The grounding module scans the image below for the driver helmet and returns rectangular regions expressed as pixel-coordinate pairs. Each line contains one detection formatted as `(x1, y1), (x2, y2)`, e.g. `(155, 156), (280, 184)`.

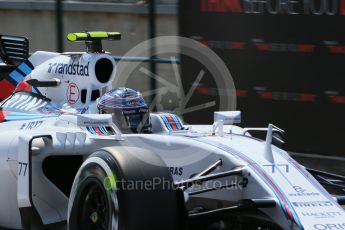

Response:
(97, 87), (151, 133)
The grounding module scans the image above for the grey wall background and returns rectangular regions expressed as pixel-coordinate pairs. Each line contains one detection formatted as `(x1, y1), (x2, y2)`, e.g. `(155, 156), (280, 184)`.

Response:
(0, 0), (178, 53)
(0, 0), (178, 92)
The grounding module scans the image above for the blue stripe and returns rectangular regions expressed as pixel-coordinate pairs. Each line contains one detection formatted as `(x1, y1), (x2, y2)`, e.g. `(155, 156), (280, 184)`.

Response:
(86, 126), (96, 135)
(89, 127), (96, 135)
(32, 87), (42, 96)
(5, 113), (58, 121)
(160, 115), (172, 131)
(8, 111), (56, 116)
(90, 127), (97, 135)
(223, 134), (327, 204)
(100, 126), (109, 135)
(9, 70), (24, 83)
(18, 63), (33, 76)
(171, 114), (182, 130)
(32, 87), (40, 94)
(195, 137), (303, 229)
(272, 146), (342, 209)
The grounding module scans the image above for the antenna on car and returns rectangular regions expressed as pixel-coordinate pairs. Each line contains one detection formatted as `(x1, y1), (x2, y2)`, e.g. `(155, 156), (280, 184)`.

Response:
(264, 124), (284, 163)
(66, 31), (121, 53)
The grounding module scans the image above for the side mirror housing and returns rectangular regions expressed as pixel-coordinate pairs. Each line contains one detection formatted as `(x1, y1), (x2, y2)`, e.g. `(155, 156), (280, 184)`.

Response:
(214, 111), (241, 125)
(213, 111), (241, 136)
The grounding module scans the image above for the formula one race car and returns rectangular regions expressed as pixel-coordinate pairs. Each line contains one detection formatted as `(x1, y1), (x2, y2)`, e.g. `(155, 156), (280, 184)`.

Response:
(0, 32), (344, 230)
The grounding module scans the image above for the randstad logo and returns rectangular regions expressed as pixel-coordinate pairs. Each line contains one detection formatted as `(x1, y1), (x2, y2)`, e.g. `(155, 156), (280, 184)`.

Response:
(47, 62), (90, 76)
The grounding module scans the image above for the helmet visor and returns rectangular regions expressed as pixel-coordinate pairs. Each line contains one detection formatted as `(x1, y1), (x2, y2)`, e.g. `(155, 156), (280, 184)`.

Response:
(110, 107), (150, 133)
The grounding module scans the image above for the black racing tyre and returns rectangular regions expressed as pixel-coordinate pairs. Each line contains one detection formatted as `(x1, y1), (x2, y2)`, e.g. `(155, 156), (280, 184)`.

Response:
(67, 146), (183, 230)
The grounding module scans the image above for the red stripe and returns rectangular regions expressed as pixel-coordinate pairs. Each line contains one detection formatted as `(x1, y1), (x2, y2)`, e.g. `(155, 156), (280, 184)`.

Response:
(165, 115), (178, 130)
(328, 45), (345, 54)
(93, 127), (104, 135)
(195, 139), (299, 226)
(329, 95), (345, 104)
(230, 41), (245, 49)
(0, 79), (15, 100)
(341, 0), (345, 15)
(250, 162), (295, 223)
(236, 89), (247, 97)
(0, 111), (10, 122)
(274, 147), (332, 200)
(297, 44), (315, 53)
(220, 144), (297, 225)
(197, 87), (210, 95)
(196, 40), (208, 47)
(258, 91), (273, 99)
(256, 43), (271, 51)
(15, 76), (32, 93)
(299, 93), (316, 102)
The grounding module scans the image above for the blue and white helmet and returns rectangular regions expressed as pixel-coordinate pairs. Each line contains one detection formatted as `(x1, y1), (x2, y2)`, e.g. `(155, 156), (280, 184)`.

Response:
(97, 87), (151, 133)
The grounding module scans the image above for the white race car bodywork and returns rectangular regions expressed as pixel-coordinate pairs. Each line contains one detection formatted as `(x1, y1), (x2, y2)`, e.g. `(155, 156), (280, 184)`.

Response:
(0, 35), (344, 230)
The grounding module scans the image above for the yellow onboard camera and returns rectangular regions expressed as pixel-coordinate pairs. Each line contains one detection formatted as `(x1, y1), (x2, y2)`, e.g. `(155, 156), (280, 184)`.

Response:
(66, 31), (121, 53)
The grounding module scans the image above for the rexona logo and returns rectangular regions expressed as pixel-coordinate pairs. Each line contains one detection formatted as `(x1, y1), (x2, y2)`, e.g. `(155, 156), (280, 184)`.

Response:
(47, 62), (90, 76)
(313, 223), (345, 230)
(201, 0), (345, 16)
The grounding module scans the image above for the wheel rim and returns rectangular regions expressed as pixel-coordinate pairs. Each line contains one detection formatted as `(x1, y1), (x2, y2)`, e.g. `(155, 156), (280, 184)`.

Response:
(78, 179), (110, 230)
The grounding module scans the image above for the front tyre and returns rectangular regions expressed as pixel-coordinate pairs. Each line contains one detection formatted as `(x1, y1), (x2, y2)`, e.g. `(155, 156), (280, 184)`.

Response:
(68, 147), (181, 230)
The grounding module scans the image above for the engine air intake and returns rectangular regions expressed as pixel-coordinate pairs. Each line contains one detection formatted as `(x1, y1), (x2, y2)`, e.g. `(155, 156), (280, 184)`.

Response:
(95, 58), (113, 84)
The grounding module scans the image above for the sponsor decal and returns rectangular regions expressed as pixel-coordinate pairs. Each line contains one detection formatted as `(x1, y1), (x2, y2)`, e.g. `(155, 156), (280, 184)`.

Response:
(292, 201), (333, 208)
(86, 126), (110, 136)
(160, 114), (184, 131)
(169, 167), (183, 176)
(288, 186), (320, 197)
(3, 94), (47, 112)
(82, 121), (109, 126)
(293, 186), (306, 193)
(301, 211), (342, 219)
(67, 83), (80, 104)
(19, 120), (43, 130)
(313, 223), (345, 230)
(48, 62), (89, 76)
